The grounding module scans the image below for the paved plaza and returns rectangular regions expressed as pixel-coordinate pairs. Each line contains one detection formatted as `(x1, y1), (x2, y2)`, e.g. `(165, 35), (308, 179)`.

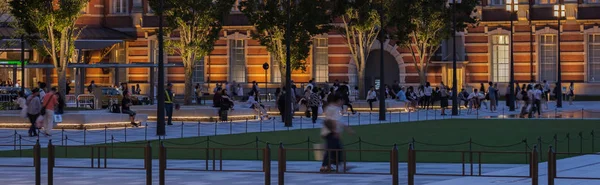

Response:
(0, 101), (599, 184)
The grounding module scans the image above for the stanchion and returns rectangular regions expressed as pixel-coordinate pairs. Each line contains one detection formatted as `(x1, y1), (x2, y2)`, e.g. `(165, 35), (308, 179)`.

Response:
(34, 140), (40, 185)
(359, 137), (362, 161)
(369, 112), (372, 125)
(278, 143), (285, 185)
(579, 132), (583, 154)
(255, 136), (259, 160)
(65, 135), (69, 157)
(84, 128), (87, 145)
(48, 141), (54, 185)
(181, 122), (184, 138)
(260, 119), (263, 132)
(592, 131), (595, 153)
(554, 108), (557, 120)
(214, 120), (218, 136)
(307, 137), (311, 161)
(434, 109), (436, 120)
(198, 121), (201, 136)
(567, 133), (570, 155)
(538, 137), (542, 162)
(159, 142), (165, 185)
(264, 143), (271, 185)
(124, 125), (128, 142)
(389, 111), (392, 123)
(145, 123), (148, 141)
(61, 128), (64, 145)
(111, 135), (114, 158)
(417, 109), (420, 121)
(392, 144), (399, 185)
(554, 134), (558, 152)
(548, 146), (555, 185)
(12, 130), (16, 150)
(348, 113), (350, 126)
(273, 118), (276, 131)
(104, 126), (107, 145)
(532, 145), (539, 185)
(407, 143), (414, 185)
(145, 142), (152, 185)
(229, 120), (233, 134)
(582, 108), (584, 120)
(245, 119), (248, 133)
(408, 109), (411, 122)
(358, 113), (361, 126)
(18, 135), (21, 157)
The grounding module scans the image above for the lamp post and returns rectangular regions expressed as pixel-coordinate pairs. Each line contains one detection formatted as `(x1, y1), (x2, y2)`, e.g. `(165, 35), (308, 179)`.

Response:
(506, 0), (517, 111)
(156, 0), (166, 136)
(554, 3), (564, 108)
(529, 0), (534, 83)
(284, 0), (292, 127)
(20, 35), (25, 92)
(263, 62), (269, 101)
(451, 0), (458, 116)
(378, 3), (386, 121)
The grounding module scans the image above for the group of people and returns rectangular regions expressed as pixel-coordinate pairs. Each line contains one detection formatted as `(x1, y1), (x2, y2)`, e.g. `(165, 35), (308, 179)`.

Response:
(0, 78), (20, 87)
(367, 81), (452, 115)
(15, 82), (64, 137)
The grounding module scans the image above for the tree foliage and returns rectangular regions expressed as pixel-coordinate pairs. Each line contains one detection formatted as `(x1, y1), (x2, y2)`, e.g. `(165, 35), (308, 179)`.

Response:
(10, 0), (88, 98)
(239, 0), (334, 84)
(335, 0), (393, 98)
(149, 0), (234, 105)
(390, 0), (478, 85)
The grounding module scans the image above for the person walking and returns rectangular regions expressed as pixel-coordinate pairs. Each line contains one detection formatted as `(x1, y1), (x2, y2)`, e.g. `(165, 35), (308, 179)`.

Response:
(320, 95), (353, 172)
(277, 90), (286, 122)
(26, 89), (41, 137)
(165, 83), (175, 125)
(366, 86), (377, 111)
(568, 82), (575, 105)
(308, 88), (322, 124)
(219, 89), (234, 121)
(17, 91), (27, 118)
(41, 87), (58, 136)
(531, 85), (542, 117)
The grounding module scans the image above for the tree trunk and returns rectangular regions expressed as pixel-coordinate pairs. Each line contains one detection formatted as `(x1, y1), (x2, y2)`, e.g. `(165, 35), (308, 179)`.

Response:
(183, 66), (193, 105)
(419, 70), (427, 86)
(57, 68), (67, 102)
(279, 65), (286, 88)
(357, 67), (366, 99)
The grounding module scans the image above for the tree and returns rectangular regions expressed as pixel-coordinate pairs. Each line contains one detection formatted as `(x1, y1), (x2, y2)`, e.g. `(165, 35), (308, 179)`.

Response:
(335, 0), (392, 99)
(10, 0), (88, 99)
(239, 0), (334, 85)
(390, 0), (478, 85)
(149, 0), (235, 105)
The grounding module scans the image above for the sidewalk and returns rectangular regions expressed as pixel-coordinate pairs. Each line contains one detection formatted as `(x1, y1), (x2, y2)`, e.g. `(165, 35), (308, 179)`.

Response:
(0, 158), (522, 185)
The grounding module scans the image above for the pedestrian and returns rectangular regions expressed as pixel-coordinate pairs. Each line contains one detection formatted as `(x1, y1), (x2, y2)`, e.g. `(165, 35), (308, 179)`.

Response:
(423, 82), (432, 109)
(26, 89), (41, 137)
(66, 81), (71, 95)
(488, 82), (496, 112)
(16, 91), (27, 118)
(520, 85), (532, 118)
(308, 88), (322, 123)
(41, 87), (58, 136)
(406, 86), (418, 110)
(532, 84), (542, 117)
(87, 80), (96, 94)
(367, 86), (377, 111)
(39, 82), (47, 100)
(195, 83), (202, 105)
(219, 89), (234, 121)
(568, 82), (575, 105)
(277, 90), (286, 122)
(553, 82), (562, 108)
(320, 95), (354, 172)
(248, 92), (269, 120)
(439, 85), (449, 115)
(543, 80), (550, 109)
(237, 84), (244, 100)
(165, 83), (175, 125)
(121, 90), (139, 127)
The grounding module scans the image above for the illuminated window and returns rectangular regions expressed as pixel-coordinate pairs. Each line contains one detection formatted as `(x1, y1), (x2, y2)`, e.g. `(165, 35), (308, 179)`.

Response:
(588, 34), (600, 82)
(313, 38), (328, 83)
(193, 58), (205, 84)
(539, 0), (556, 4)
(229, 39), (246, 82)
(540, 34), (557, 82)
(491, 35), (510, 82)
(113, 0), (128, 14)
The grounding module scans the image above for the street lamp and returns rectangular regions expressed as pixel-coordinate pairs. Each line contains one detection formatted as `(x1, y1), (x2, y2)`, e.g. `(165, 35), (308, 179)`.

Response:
(451, 0), (458, 116)
(506, 0), (517, 111)
(156, 0), (166, 136)
(378, 3), (386, 121)
(284, 0), (292, 127)
(554, 3), (564, 108)
(263, 62), (269, 101)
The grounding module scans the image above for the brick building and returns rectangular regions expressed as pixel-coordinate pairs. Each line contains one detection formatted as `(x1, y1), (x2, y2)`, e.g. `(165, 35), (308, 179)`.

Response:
(2, 0), (600, 96)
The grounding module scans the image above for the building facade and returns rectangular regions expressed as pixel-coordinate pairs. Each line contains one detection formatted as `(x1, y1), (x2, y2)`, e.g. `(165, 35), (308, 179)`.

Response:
(2, 0), (600, 96)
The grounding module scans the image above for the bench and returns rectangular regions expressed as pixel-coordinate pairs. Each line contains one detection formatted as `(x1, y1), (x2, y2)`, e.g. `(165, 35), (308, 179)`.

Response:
(0, 111), (148, 129)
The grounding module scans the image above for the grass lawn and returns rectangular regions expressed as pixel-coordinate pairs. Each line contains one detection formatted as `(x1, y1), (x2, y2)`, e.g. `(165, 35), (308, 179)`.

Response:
(1, 119), (599, 164)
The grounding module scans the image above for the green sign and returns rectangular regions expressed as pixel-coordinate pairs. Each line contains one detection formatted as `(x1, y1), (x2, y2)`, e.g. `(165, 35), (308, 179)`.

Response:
(0, 60), (29, 65)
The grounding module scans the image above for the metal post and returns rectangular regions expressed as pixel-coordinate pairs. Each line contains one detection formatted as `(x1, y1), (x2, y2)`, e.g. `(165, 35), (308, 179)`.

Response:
(159, 142), (165, 185)
(145, 123), (148, 141)
(156, 0), (166, 135)
(378, 6), (386, 121)
(392, 144), (399, 185)
(264, 144), (271, 185)
(407, 143), (414, 185)
(84, 128), (87, 145)
(556, 3), (563, 108)
(284, 0), (292, 127)
(34, 140), (40, 185)
(181, 122), (184, 138)
(532, 145), (538, 185)
(146, 142), (152, 185)
(579, 132), (583, 154)
(48, 141), (54, 185)
(20, 35), (25, 92)
(548, 146), (554, 185)
(508, 3), (515, 111)
(278, 143), (285, 185)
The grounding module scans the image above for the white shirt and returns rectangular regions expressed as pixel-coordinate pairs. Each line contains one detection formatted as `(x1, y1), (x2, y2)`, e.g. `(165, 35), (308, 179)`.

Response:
(467, 92), (477, 100)
(247, 95), (258, 108)
(367, 90), (377, 100)
(321, 105), (343, 137)
(534, 89), (542, 100)
(424, 86), (432, 96)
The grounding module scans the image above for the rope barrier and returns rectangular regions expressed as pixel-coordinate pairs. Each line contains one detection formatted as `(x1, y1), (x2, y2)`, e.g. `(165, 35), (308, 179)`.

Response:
(163, 140), (208, 146)
(414, 140), (470, 147)
(361, 140), (394, 147)
(0, 133), (16, 138)
(472, 141), (524, 148)
(209, 140), (256, 147)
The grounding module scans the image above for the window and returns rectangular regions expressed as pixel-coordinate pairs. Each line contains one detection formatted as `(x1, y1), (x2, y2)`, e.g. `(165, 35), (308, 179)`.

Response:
(271, 54), (281, 83)
(489, 0), (504, 5)
(540, 34), (558, 82)
(110, 43), (126, 63)
(229, 39), (246, 82)
(491, 35), (510, 82)
(443, 35), (465, 61)
(588, 34), (600, 82)
(313, 38), (328, 83)
(193, 58), (205, 84)
(538, 0), (556, 4)
(113, 0), (128, 14)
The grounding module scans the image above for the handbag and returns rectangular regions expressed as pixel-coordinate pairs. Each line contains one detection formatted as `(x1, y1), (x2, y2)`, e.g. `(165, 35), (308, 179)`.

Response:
(54, 114), (63, 123)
